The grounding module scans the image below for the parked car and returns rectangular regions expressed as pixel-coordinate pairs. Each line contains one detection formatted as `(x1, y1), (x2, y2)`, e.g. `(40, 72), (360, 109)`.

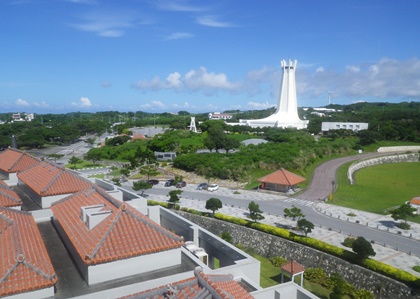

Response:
(165, 179), (175, 187)
(176, 181), (186, 188)
(197, 182), (208, 190)
(148, 179), (159, 185)
(207, 184), (219, 192)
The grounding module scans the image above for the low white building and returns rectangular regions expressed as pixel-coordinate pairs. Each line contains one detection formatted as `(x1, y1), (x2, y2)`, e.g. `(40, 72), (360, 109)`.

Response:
(321, 122), (368, 132)
(209, 112), (233, 120)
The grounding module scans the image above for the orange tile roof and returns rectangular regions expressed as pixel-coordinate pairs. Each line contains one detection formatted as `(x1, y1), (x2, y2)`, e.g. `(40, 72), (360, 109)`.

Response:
(51, 185), (184, 265)
(131, 134), (148, 140)
(281, 260), (305, 274)
(410, 197), (420, 205)
(0, 207), (57, 297)
(258, 168), (305, 186)
(0, 148), (40, 173)
(0, 180), (22, 208)
(119, 267), (254, 299)
(17, 161), (92, 196)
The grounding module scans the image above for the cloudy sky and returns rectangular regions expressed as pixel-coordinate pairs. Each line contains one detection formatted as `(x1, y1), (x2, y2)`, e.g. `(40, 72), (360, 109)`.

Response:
(1, 0), (419, 113)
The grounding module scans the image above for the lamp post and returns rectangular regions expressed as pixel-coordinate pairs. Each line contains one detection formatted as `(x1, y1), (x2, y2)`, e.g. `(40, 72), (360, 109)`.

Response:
(331, 180), (335, 194)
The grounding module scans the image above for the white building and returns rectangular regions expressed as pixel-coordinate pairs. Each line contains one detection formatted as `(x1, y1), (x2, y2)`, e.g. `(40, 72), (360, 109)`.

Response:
(209, 112), (233, 120)
(321, 122), (369, 132)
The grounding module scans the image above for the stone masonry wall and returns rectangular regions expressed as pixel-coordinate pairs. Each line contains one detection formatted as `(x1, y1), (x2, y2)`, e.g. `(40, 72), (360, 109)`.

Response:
(347, 153), (419, 184)
(177, 212), (420, 299)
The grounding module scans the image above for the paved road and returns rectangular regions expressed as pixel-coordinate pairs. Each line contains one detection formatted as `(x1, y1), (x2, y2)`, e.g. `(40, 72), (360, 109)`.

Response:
(124, 148), (420, 257)
(298, 152), (388, 201)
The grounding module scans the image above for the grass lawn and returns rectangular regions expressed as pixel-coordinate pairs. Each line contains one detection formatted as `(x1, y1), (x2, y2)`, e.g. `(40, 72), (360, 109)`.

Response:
(247, 250), (334, 298)
(332, 162), (420, 218)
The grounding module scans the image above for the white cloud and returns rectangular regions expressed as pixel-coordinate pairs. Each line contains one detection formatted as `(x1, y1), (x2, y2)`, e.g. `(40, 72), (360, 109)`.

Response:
(346, 65), (360, 72)
(16, 98), (30, 107)
(69, 10), (139, 37)
(139, 100), (166, 110)
(298, 57), (420, 100)
(316, 67), (325, 73)
(132, 67), (240, 94)
(72, 97), (92, 108)
(196, 15), (234, 28)
(164, 32), (194, 40)
(33, 101), (49, 108)
(246, 101), (276, 110)
(67, 0), (97, 4)
(156, 1), (207, 12)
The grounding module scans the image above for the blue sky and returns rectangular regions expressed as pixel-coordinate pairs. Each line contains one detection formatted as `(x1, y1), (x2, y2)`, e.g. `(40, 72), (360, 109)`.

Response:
(1, 0), (419, 114)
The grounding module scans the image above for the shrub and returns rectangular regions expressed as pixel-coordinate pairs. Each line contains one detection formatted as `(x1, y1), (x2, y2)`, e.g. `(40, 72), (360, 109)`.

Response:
(304, 268), (328, 285)
(269, 256), (287, 267)
(220, 231), (233, 243)
(342, 236), (356, 248)
(354, 289), (375, 299)
(413, 265), (420, 273)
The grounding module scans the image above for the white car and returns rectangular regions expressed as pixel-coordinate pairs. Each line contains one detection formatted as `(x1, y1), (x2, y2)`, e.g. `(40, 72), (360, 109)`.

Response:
(207, 184), (219, 192)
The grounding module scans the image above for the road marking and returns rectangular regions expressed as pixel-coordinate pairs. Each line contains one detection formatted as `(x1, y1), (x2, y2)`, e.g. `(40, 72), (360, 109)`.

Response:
(284, 198), (315, 207)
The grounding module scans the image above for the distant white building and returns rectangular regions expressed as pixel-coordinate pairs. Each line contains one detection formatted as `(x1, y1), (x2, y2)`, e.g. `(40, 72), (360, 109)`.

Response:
(321, 122), (368, 132)
(11, 112), (35, 122)
(209, 112), (233, 120)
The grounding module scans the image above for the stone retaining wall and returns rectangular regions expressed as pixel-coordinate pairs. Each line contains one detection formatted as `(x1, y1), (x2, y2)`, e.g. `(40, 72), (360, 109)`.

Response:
(177, 212), (420, 299)
(347, 153), (419, 184)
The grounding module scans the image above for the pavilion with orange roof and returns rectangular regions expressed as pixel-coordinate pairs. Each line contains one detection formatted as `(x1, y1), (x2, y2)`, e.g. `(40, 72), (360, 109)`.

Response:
(258, 168), (306, 193)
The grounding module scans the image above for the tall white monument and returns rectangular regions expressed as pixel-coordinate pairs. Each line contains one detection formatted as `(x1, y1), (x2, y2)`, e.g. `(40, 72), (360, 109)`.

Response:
(240, 59), (308, 129)
(189, 117), (197, 133)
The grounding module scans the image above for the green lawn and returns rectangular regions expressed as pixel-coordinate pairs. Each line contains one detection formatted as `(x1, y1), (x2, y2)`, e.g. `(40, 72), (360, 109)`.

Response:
(332, 162), (420, 217)
(247, 251), (334, 298)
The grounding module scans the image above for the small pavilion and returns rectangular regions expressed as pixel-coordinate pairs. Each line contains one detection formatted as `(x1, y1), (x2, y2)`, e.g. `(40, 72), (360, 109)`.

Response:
(410, 197), (420, 214)
(258, 168), (305, 193)
(281, 260), (305, 287)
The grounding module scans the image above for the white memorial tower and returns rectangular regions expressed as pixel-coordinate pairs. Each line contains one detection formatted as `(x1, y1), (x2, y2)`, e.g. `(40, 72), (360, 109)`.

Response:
(240, 59), (308, 129)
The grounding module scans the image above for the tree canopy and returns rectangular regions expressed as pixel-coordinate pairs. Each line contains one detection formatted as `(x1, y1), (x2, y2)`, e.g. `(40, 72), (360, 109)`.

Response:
(205, 198), (223, 216)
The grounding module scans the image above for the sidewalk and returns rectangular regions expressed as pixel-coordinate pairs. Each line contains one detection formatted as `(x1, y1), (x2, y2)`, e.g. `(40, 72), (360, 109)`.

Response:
(147, 184), (420, 277)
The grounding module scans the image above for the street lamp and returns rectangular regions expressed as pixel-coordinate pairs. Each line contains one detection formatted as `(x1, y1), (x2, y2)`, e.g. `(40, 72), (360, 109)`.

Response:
(331, 180), (335, 194)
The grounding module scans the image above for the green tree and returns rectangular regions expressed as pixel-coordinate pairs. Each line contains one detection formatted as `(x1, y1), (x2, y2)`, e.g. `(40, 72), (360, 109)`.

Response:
(248, 201), (264, 222)
(352, 236), (376, 260)
(283, 205), (304, 221)
(84, 149), (102, 165)
(205, 197), (223, 216)
(140, 165), (160, 180)
(68, 156), (82, 169)
(47, 153), (64, 163)
(85, 137), (96, 147)
(297, 218), (314, 237)
(390, 203), (417, 229)
(168, 189), (183, 208)
(120, 167), (130, 178)
(132, 180), (152, 196)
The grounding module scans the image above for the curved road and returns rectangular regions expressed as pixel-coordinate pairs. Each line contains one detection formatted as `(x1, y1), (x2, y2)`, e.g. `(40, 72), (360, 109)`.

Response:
(139, 151), (420, 256)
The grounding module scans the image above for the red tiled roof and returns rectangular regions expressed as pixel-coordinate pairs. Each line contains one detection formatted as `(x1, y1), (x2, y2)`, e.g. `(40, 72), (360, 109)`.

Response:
(119, 267), (254, 299)
(17, 161), (91, 196)
(0, 148), (40, 173)
(281, 260), (305, 274)
(410, 197), (420, 205)
(131, 134), (148, 140)
(0, 207), (57, 297)
(258, 168), (305, 186)
(0, 180), (21, 208)
(51, 185), (184, 265)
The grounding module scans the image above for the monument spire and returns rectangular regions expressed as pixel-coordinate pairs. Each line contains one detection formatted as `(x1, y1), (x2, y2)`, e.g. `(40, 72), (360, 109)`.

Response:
(239, 59), (308, 129)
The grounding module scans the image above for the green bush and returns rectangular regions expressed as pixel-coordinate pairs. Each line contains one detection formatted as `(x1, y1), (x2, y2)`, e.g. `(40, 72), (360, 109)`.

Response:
(354, 289), (375, 299)
(304, 268), (328, 285)
(220, 231), (233, 243)
(413, 265), (420, 273)
(342, 236), (356, 248)
(269, 256), (287, 267)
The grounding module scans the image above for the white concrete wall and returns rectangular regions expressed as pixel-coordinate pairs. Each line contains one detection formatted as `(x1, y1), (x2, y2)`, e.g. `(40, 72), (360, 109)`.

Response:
(4, 286), (55, 299)
(3, 172), (18, 186)
(87, 248), (182, 285)
(377, 146), (420, 153)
